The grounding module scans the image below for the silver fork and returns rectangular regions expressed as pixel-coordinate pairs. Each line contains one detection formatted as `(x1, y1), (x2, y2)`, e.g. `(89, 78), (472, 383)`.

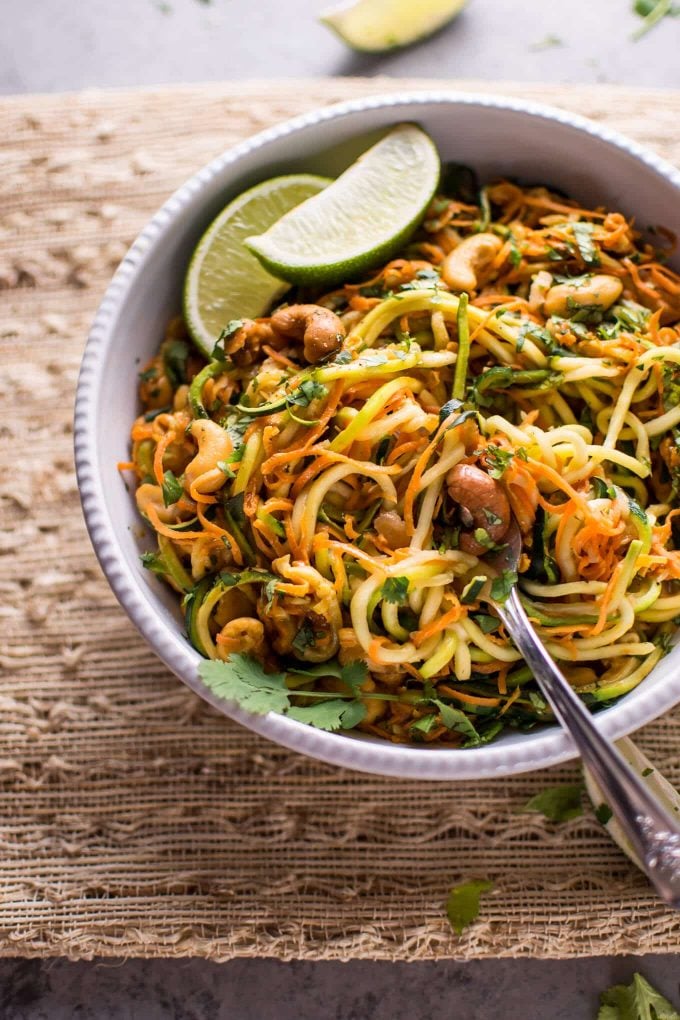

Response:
(487, 521), (680, 908)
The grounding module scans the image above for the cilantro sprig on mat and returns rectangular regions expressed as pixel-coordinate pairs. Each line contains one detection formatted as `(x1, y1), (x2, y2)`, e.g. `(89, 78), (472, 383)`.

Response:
(598, 972), (680, 1019)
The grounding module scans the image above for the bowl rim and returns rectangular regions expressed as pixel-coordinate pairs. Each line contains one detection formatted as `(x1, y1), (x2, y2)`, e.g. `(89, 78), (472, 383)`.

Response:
(74, 88), (680, 780)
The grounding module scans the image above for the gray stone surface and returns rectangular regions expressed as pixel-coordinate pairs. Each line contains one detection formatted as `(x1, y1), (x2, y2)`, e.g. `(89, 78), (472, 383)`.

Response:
(4, 1), (680, 1016)
(1, 955), (680, 1019)
(2, 0), (680, 95)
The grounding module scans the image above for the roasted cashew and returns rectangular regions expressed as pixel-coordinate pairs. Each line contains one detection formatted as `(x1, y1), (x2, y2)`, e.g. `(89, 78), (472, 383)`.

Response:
(544, 274), (623, 318)
(185, 419), (232, 494)
(270, 304), (346, 363)
(446, 463), (511, 556)
(216, 617), (266, 662)
(374, 511), (410, 550)
(440, 233), (503, 292)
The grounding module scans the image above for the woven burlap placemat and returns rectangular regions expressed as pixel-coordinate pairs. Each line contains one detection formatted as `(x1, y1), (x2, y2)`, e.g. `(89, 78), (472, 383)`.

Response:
(2, 79), (680, 961)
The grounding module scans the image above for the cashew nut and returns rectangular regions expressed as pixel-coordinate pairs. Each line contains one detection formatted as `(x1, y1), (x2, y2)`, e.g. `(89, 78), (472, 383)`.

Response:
(374, 511), (410, 550)
(440, 233), (503, 292)
(270, 304), (346, 363)
(544, 274), (623, 318)
(184, 419), (232, 494)
(446, 463), (511, 556)
(215, 617), (265, 662)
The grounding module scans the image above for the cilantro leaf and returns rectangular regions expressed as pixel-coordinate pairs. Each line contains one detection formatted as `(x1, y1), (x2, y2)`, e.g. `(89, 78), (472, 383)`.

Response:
(490, 570), (517, 604)
(199, 655), (369, 733)
(432, 701), (483, 746)
(340, 660), (369, 694)
(598, 972), (680, 1020)
(287, 379), (328, 408)
(520, 784), (584, 823)
(162, 338), (189, 388)
(381, 576), (410, 604)
(446, 880), (494, 936)
(472, 613), (500, 634)
(484, 445), (515, 479)
(199, 654), (290, 715)
(286, 699), (367, 731)
(573, 222), (600, 267)
(161, 469), (183, 507)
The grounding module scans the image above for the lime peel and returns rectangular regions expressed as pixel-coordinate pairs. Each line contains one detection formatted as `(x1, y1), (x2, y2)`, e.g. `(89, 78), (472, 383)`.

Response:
(183, 174), (330, 357)
(245, 124), (440, 288)
(320, 0), (468, 53)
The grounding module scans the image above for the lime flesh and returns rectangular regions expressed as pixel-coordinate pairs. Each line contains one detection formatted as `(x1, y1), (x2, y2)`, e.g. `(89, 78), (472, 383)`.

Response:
(183, 174), (330, 357)
(320, 0), (468, 52)
(245, 124), (440, 288)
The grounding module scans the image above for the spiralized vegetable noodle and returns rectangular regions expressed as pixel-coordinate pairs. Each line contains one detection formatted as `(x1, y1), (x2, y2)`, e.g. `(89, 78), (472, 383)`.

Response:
(126, 172), (680, 746)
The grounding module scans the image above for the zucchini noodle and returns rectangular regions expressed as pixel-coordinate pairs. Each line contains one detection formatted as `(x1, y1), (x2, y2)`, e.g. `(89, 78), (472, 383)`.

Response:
(127, 171), (680, 747)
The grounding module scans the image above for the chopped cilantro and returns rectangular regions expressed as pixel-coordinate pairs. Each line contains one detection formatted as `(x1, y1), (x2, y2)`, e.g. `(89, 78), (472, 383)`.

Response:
(572, 222), (600, 266)
(381, 576), (410, 604)
(288, 379), (328, 408)
(472, 613), (500, 634)
(641, 767), (654, 777)
(161, 469), (183, 507)
(521, 784), (584, 823)
(490, 570), (517, 604)
(484, 445), (515, 478)
(446, 880), (494, 936)
(138, 366), (157, 382)
(162, 338), (189, 387)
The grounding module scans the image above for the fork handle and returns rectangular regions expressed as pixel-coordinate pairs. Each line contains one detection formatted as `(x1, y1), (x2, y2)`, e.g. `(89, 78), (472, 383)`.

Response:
(497, 587), (680, 908)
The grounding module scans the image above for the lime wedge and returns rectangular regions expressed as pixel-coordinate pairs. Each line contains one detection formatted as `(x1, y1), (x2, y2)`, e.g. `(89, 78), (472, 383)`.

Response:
(184, 174), (330, 357)
(245, 124), (440, 287)
(320, 0), (468, 52)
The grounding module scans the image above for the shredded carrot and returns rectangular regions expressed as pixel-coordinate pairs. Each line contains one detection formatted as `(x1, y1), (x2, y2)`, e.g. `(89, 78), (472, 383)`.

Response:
(152, 430), (175, 486)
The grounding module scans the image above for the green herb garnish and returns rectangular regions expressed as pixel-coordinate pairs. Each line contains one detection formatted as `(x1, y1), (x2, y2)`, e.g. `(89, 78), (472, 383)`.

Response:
(446, 880), (494, 936)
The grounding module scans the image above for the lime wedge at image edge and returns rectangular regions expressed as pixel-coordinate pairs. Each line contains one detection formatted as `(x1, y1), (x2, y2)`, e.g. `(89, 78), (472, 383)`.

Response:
(244, 124), (440, 287)
(320, 0), (468, 53)
(183, 174), (331, 357)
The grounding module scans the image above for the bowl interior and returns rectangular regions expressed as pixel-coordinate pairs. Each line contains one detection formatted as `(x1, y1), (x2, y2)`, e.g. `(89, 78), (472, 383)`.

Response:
(82, 94), (680, 780)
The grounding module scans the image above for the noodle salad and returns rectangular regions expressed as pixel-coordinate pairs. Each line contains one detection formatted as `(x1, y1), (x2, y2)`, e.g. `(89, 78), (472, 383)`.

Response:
(124, 168), (680, 747)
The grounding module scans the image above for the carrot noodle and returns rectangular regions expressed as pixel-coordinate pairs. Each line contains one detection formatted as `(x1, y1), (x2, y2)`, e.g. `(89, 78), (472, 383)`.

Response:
(128, 173), (680, 747)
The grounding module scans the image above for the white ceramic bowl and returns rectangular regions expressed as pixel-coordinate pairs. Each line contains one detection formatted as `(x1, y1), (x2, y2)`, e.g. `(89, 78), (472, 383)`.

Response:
(75, 91), (680, 780)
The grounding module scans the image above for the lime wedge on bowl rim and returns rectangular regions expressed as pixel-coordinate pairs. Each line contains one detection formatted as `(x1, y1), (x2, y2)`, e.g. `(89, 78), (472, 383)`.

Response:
(245, 124), (440, 288)
(320, 0), (468, 53)
(183, 174), (330, 357)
